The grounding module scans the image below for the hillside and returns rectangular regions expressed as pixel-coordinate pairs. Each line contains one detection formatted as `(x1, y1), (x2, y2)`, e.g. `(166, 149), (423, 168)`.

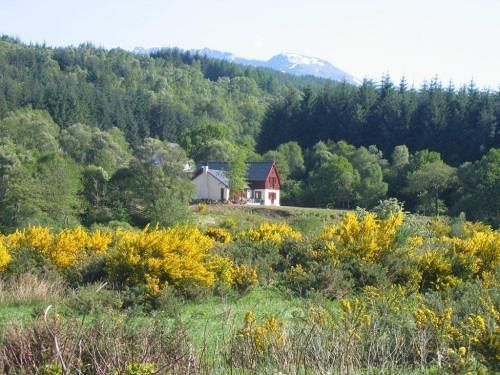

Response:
(0, 36), (498, 229)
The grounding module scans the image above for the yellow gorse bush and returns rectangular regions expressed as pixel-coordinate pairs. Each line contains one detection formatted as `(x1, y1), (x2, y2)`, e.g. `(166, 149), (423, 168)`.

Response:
(0, 240), (11, 271)
(417, 249), (460, 290)
(232, 264), (258, 291)
(107, 225), (216, 290)
(0, 224), (260, 294)
(414, 304), (458, 343)
(239, 311), (285, 353)
(318, 212), (404, 263)
(447, 226), (500, 277)
(206, 255), (258, 290)
(2, 226), (112, 269)
(418, 221), (500, 290)
(207, 254), (236, 286)
(204, 227), (232, 244)
(240, 222), (301, 244)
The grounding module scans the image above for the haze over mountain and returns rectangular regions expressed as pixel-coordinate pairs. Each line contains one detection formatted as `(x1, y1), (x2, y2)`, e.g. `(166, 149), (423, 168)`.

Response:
(134, 47), (360, 85)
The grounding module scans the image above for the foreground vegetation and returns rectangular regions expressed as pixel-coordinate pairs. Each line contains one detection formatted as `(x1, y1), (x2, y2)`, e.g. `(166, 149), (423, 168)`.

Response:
(0, 206), (498, 374)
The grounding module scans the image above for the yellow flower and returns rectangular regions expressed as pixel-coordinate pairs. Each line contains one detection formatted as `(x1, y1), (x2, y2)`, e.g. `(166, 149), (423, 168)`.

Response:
(240, 311), (285, 353)
(204, 227), (232, 244)
(317, 212), (404, 263)
(240, 222), (301, 244)
(0, 240), (11, 271)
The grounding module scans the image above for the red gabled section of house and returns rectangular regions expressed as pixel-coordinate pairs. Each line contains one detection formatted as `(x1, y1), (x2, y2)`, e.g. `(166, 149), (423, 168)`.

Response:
(249, 162), (281, 189)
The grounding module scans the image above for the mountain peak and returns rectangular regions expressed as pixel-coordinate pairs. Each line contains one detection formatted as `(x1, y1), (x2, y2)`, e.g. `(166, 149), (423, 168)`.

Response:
(134, 47), (360, 85)
(277, 53), (327, 66)
(266, 52), (359, 84)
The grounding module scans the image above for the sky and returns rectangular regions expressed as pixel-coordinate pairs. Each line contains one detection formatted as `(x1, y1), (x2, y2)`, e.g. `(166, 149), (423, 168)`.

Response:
(1, 0), (499, 88)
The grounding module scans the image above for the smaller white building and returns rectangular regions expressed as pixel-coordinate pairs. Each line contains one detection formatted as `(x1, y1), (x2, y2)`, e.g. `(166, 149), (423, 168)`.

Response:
(192, 161), (281, 206)
(192, 166), (230, 202)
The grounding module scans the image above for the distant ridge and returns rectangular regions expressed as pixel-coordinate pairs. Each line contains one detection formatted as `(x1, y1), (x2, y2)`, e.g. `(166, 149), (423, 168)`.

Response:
(134, 47), (360, 85)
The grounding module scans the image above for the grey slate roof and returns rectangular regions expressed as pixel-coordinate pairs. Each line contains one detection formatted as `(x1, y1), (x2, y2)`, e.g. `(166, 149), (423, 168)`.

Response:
(207, 169), (229, 186)
(197, 161), (275, 181)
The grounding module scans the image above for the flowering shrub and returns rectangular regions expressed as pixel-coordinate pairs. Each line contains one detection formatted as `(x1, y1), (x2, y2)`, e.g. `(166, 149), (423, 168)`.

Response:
(0, 240), (11, 271)
(240, 222), (301, 244)
(317, 212), (404, 263)
(207, 254), (236, 286)
(232, 264), (258, 292)
(204, 227), (232, 244)
(239, 311), (285, 353)
(417, 249), (460, 290)
(106, 226), (216, 291)
(338, 297), (371, 340)
(447, 226), (500, 278)
(416, 221), (500, 290)
(3, 226), (112, 269)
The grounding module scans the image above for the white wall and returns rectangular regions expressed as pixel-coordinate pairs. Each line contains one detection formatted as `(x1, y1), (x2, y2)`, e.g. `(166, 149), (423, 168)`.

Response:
(192, 172), (229, 201)
(247, 189), (280, 206)
(263, 189), (280, 206)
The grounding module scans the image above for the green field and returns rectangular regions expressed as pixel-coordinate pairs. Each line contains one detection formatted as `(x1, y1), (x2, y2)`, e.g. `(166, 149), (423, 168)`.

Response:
(193, 203), (349, 233)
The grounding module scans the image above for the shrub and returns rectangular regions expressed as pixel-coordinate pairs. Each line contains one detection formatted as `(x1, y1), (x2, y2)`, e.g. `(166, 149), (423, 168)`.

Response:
(0, 239), (11, 271)
(317, 211), (404, 264)
(0, 311), (197, 374)
(418, 249), (460, 291)
(240, 311), (285, 353)
(232, 264), (258, 292)
(3, 226), (112, 269)
(204, 227), (232, 244)
(106, 225), (217, 293)
(239, 222), (302, 244)
(373, 198), (405, 219)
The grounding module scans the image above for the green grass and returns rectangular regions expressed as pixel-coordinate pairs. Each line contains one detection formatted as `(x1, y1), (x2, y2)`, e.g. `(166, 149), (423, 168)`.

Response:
(179, 287), (305, 348)
(0, 285), (315, 352)
(193, 204), (347, 235)
(0, 304), (38, 327)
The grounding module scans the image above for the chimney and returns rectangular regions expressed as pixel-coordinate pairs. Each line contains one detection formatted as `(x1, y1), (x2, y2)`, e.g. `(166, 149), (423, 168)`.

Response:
(202, 165), (208, 174)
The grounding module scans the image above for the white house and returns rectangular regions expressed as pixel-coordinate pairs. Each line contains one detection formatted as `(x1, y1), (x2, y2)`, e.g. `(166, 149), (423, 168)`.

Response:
(192, 161), (281, 206)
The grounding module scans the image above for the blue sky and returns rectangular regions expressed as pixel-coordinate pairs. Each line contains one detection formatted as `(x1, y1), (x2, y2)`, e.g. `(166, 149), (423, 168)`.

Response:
(1, 0), (499, 87)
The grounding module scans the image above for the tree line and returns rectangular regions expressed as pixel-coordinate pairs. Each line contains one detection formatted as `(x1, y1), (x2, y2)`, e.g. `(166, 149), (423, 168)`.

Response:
(262, 140), (499, 226)
(259, 78), (499, 165)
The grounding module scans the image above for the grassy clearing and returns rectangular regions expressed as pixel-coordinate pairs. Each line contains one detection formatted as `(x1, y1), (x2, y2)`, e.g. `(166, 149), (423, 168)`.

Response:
(193, 204), (348, 235)
(180, 288), (305, 348)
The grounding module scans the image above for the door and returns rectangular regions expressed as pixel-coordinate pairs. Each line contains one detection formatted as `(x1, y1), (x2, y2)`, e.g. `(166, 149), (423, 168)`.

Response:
(220, 188), (225, 201)
(269, 192), (276, 205)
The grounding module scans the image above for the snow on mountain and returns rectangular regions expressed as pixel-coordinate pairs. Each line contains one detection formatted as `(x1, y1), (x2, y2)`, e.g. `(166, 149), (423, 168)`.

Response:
(134, 47), (360, 85)
(264, 53), (360, 84)
(200, 49), (360, 85)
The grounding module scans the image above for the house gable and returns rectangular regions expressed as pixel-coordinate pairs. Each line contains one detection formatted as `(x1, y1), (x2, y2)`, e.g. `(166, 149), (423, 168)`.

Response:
(193, 161), (281, 190)
(264, 163), (281, 190)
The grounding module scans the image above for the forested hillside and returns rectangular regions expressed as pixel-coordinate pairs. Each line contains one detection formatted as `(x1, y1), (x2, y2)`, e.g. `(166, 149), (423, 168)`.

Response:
(0, 36), (498, 228)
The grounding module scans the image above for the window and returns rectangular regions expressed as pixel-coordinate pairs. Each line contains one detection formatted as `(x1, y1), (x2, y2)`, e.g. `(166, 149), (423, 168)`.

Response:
(255, 191), (261, 199)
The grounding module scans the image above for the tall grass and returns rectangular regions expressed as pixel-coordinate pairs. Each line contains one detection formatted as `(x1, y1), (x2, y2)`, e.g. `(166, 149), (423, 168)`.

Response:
(0, 273), (65, 305)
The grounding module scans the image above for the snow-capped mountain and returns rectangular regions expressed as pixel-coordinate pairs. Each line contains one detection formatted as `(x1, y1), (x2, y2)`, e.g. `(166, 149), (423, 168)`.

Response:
(198, 49), (360, 85)
(266, 53), (360, 84)
(134, 47), (360, 85)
